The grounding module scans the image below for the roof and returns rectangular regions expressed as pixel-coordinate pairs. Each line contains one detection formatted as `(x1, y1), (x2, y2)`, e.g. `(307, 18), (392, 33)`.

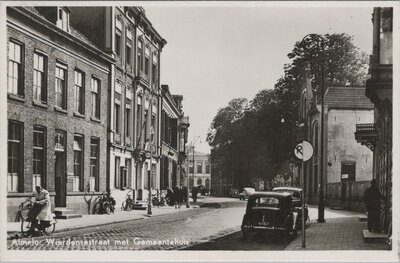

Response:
(325, 86), (374, 110)
(249, 191), (292, 199)
(22, 7), (100, 50)
(273, 187), (303, 192)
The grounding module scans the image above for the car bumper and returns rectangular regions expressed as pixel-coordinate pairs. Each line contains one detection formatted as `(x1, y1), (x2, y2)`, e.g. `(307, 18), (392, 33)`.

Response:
(241, 225), (286, 231)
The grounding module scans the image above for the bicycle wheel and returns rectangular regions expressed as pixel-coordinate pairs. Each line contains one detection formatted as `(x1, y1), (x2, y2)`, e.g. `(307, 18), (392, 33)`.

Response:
(43, 220), (56, 235)
(104, 202), (111, 214)
(21, 218), (32, 237)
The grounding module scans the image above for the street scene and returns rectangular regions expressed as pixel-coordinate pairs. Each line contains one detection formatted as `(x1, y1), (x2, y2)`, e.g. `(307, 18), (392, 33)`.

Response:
(4, 2), (395, 260)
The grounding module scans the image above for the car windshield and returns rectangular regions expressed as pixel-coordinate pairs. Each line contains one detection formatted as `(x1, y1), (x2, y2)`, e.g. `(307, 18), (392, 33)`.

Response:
(253, 197), (279, 208)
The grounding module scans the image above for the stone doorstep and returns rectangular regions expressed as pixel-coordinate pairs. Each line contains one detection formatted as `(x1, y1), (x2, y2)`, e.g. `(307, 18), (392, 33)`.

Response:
(53, 207), (82, 219)
(362, 229), (388, 242)
(359, 215), (367, 222)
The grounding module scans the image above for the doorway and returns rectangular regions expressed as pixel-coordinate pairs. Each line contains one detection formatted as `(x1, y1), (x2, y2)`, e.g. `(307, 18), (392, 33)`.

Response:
(54, 131), (66, 207)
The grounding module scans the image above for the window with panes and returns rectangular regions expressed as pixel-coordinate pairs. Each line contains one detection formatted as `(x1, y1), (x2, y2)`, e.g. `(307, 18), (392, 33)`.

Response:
(138, 39), (143, 72)
(33, 126), (46, 189)
(126, 29), (132, 65)
(136, 96), (142, 144)
(8, 41), (23, 96)
(115, 19), (122, 56)
(58, 8), (69, 31)
(197, 161), (203, 174)
(90, 138), (99, 191)
(74, 70), (84, 114)
(33, 52), (47, 103)
(73, 135), (83, 191)
(55, 65), (67, 109)
(91, 77), (100, 119)
(8, 121), (23, 192)
(145, 47), (150, 75)
(125, 98), (131, 138)
(152, 54), (157, 84)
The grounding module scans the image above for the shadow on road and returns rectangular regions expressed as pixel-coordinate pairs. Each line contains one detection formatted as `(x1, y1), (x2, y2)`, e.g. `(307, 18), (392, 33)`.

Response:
(182, 230), (294, 250)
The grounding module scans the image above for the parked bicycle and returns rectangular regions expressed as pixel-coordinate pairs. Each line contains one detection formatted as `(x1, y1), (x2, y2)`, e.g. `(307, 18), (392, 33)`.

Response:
(18, 198), (57, 237)
(152, 190), (166, 207)
(94, 191), (115, 214)
(121, 190), (135, 211)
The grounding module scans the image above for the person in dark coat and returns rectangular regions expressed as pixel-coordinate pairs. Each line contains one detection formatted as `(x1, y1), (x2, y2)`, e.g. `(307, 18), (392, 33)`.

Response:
(192, 186), (198, 203)
(364, 179), (382, 232)
(166, 188), (174, 206)
(173, 186), (181, 209)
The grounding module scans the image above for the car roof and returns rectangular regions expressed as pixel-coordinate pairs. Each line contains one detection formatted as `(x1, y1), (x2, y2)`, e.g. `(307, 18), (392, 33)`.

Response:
(249, 191), (292, 199)
(273, 187), (303, 192)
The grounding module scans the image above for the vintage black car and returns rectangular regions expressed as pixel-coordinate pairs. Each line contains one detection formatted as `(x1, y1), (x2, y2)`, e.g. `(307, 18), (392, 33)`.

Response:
(272, 187), (310, 228)
(241, 192), (298, 240)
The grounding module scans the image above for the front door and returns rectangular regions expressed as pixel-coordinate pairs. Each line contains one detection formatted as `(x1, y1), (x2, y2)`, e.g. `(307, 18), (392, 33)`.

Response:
(54, 131), (66, 207)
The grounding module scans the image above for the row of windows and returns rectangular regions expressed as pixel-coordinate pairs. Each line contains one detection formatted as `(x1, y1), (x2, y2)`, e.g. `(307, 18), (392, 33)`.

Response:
(189, 161), (211, 174)
(7, 120), (100, 193)
(115, 18), (158, 84)
(8, 40), (101, 119)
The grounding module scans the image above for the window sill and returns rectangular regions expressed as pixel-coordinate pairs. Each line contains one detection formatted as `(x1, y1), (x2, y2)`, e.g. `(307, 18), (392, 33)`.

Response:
(32, 100), (48, 109)
(73, 112), (86, 119)
(54, 106), (68, 114)
(8, 93), (25, 103)
(7, 191), (56, 197)
(90, 117), (101, 123)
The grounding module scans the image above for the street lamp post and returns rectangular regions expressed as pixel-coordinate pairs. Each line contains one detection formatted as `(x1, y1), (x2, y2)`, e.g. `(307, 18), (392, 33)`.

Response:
(146, 129), (155, 216)
(301, 33), (326, 223)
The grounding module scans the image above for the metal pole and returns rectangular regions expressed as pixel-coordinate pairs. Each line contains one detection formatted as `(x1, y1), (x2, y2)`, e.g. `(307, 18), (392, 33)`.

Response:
(318, 38), (326, 223)
(147, 143), (152, 215)
(301, 158), (306, 248)
(192, 145), (195, 191)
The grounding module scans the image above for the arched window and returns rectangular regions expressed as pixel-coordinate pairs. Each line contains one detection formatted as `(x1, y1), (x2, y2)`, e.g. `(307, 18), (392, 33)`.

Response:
(197, 178), (202, 186)
(205, 179), (210, 189)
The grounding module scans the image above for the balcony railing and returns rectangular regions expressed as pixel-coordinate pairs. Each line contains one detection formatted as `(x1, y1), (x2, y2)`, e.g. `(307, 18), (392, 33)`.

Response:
(355, 123), (378, 151)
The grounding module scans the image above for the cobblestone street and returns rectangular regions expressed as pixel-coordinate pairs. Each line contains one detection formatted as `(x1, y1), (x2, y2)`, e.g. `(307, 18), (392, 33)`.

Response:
(8, 199), (246, 250)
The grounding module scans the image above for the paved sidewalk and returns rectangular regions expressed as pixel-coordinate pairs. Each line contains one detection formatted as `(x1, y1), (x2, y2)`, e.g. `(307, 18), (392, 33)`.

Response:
(285, 206), (389, 250)
(7, 195), (229, 239)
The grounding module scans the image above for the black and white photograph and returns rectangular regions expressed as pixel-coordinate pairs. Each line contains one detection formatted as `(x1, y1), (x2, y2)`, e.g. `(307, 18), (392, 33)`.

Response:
(1, 1), (398, 261)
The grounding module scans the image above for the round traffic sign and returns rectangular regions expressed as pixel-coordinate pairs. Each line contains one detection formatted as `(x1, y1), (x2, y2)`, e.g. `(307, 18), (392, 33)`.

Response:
(294, 141), (314, 161)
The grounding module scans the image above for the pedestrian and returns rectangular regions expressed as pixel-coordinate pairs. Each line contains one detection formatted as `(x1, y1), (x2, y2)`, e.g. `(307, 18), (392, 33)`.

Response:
(192, 186), (198, 203)
(173, 186), (180, 209)
(166, 188), (174, 206)
(364, 179), (382, 232)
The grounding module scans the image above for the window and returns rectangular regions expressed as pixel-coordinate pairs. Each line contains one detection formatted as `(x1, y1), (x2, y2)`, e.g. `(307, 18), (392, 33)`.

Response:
(137, 39), (143, 72)
(126, 30), (132, 65)
(206, 163), (210, 174)
(115, 157), (120, 188)
(152, 54), (157, 84)
(143, 109), (148, 143)
(125, 101), (131, 137)
(197, 178), (202, 186)
(74, 70), (84, 114)
(145, 47), (150, 75)
(8, 41), (23, 96)
(73, 135), (83, 191)
(33, 127), (46, 189)
(114, 102), (121, 133)
(90, 138), (99, 191)
(55, 65), (67, 109)
(58, 7), (69, 31)
(151, 114), (156, 141)
(136, 96), (142, 144)
(8, 121), (23, 192)
(198, 161), (204, 174)
(91, 77), (100, 119)
(33, 53), (47, 103)
(115, 19), (122, 56)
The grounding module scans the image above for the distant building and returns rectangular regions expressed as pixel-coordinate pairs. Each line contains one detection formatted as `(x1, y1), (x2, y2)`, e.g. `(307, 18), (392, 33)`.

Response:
(355, 7), (392, 233)
(297, 63), (374, 211)
(188, 151), (211, 191)
(7, 6), (112, 220)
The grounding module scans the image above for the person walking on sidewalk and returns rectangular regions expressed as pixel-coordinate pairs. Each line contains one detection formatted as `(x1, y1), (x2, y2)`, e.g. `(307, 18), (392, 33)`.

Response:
(364, 179), (382, 232)
(192, 186), (198, 203)
(173, 186), (181, 209)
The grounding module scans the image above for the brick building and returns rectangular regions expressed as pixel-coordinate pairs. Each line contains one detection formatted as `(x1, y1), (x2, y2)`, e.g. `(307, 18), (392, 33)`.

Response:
(69, 7), (167, 205)
(7, 7), (112, 221)
(355, 7), (392, 233)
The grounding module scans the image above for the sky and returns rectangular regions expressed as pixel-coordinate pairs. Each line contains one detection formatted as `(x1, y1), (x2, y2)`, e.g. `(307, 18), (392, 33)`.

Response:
(144, 6), (373, 154)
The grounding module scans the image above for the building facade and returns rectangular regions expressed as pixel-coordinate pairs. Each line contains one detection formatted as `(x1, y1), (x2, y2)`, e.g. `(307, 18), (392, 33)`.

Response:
(355, 7), (392, 233)
(160, 85), (189, 189)
(7, 6), (112, 221)
(188, 151), (211, 191)
(69, 7), (167, 205)
(297, 64), (374, 212)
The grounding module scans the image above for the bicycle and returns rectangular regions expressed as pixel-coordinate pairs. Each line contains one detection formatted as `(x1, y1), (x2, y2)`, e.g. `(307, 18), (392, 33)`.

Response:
(18, 198), (57, 237)
(121, 190), (135, 211)
(94, 192), (115, 214)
